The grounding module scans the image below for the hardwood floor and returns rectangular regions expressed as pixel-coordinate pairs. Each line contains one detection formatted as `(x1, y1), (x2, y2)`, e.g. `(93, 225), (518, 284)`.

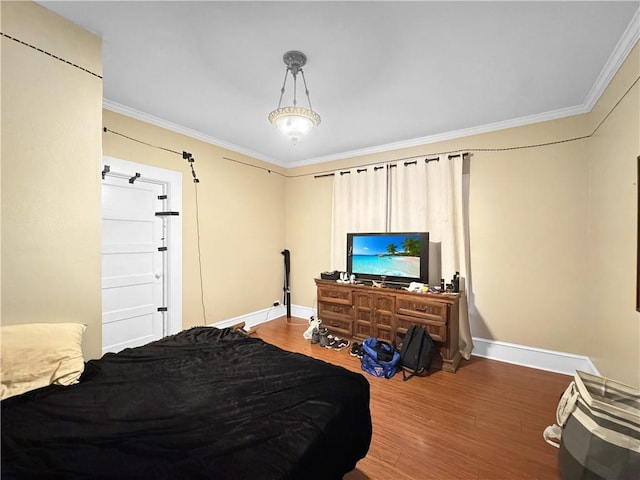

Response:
(252, 317), (569, 480)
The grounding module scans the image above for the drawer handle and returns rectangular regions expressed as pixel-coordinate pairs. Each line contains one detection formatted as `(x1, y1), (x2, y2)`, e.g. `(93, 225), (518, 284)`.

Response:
(329, 306), (342, 312)
(328, 292), (340, 298)
(413, 305), (428, 312)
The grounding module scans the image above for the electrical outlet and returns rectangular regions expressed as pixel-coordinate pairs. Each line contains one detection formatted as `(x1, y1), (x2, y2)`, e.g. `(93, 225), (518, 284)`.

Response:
(272, 300), (280, 307)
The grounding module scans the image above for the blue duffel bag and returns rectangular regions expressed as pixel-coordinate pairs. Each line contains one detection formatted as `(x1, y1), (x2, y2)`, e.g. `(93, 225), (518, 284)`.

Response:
(360, 337), (400, 379)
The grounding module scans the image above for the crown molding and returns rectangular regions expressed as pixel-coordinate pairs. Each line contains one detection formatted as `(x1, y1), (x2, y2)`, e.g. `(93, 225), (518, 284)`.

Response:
(583, 7), (640, 111)
(290, 12), (640, 169)
(288, 103), (588, 168)
(102, 99), (285, 167)
(104, 96), (586, 170)
(103, 11), (639, 170)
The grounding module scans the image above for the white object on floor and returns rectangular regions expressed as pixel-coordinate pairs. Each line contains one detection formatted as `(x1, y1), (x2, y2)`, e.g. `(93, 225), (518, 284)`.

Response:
(303, 319), (321, 340)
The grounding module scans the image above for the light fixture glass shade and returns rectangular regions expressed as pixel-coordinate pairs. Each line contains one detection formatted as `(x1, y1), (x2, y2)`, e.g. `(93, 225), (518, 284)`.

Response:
(268, 106), (321, 145)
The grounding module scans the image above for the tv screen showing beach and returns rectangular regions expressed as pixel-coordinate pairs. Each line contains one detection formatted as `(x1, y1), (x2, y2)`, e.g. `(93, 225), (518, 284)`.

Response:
(351, 234), (421, 277)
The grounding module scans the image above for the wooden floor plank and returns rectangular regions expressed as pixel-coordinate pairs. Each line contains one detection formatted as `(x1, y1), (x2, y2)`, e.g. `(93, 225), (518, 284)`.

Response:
(252, 317), (568, 480)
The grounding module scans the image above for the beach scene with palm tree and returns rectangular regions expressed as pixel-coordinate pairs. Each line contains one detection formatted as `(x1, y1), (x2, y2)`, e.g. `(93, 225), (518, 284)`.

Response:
(352, 234), (421, 277)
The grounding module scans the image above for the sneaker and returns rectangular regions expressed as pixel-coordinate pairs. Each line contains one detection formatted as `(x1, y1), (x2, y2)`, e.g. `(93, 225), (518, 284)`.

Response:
(349, 342), (360, 357)
(318, 327), (329, 347)
(311, 328), (320, 344)
(332, 338), (350, 351)
(324, 334), (336, 349)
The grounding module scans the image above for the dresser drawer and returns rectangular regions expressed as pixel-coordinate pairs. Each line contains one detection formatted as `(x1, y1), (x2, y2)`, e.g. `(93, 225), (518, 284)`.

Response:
(319, 301), (351, 318)
(396, 314), (447, 343)
(396, 296), (448, 323)
(323, 316), (352, 337)
(318, 286), (352, 305)
(318, 302), (352, 337)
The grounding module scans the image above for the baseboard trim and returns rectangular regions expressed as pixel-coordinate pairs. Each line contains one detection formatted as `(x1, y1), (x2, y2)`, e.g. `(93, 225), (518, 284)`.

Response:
(211, 306), (599, 378)
(472, 337), (600, 377)
(291, 305), (316, 321)
(209, 305), (286, 330)
(210, 304), (315, 331)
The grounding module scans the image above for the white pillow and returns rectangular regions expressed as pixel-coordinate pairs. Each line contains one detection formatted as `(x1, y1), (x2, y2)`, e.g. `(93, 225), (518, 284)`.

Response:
(1, 322), (87, 400)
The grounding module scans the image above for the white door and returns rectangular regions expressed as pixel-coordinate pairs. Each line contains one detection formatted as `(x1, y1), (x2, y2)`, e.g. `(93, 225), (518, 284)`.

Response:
(101, 174), (167, 354)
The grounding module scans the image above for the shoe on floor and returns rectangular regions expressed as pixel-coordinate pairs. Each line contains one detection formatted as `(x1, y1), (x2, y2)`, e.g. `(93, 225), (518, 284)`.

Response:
(332, 338), (350, 351)
(318, 327), (329, 347)
(324, 335), (349, 350)
(324, 334), (336, 349)
(350, 343), (363, 359)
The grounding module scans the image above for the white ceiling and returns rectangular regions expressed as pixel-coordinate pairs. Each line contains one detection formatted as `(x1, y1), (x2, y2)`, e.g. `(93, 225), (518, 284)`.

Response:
(38, 1), (639, 167)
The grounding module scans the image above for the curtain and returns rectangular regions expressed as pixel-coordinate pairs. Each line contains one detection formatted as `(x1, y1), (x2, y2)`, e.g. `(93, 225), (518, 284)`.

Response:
(388, 156), (473, 359)
(330, 155), (474, 360)
(331, 166), (388, 270)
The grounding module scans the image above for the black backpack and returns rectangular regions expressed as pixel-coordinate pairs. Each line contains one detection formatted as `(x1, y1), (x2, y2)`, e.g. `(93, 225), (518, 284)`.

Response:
(398, 325), (434, 381)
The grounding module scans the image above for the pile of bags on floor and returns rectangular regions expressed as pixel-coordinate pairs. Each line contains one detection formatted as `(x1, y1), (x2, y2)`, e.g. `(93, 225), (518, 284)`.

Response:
(353, 325), (435, 381)
(303, 318), (437, 381)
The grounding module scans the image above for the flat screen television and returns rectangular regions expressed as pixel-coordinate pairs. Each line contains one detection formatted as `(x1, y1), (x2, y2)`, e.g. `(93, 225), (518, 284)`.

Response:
(346, 232), (429, 287)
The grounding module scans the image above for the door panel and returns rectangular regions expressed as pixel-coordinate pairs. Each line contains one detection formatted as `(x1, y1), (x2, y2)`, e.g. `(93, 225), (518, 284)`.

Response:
(101, 176), (165, 354)
(102, 220), (155, 246)
(102, 313), (157, 350)
(102, 252), (154, 287)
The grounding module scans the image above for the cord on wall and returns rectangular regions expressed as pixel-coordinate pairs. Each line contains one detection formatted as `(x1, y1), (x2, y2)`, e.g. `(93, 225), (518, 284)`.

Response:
(102, 127), (208, 324)
(193, 181), (207, 324)
(0, 32), (102, 79)
(309, 74), (640, 180)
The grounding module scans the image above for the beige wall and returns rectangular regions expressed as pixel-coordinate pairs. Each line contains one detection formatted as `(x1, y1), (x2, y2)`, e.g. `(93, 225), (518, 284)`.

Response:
(585, 43), (639, 385)
(1, 1), (103, 359)
(102, 111), (287, 329)
(2, 1), (287, 360)
(3, 2), (638, 385)
(287, 115), (592, 352)
(286, 43), (640, 386)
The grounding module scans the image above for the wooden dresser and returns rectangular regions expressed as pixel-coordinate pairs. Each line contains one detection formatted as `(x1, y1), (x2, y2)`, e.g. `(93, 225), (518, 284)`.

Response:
(315, 278), (461, 372)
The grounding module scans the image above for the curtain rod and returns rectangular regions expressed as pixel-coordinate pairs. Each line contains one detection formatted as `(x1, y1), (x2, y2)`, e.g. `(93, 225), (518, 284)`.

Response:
(313, 152), (469, 178)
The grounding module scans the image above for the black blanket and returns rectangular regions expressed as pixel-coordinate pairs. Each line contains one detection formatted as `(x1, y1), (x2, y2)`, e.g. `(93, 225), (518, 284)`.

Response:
(1, 327), (372, 479)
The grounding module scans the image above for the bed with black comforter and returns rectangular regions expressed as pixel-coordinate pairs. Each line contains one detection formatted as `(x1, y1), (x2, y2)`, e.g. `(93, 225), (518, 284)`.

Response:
(1, 327), (372, 479)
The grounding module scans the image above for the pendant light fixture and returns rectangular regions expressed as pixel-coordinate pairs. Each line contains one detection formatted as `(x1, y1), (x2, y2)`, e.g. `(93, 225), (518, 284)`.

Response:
(268, 51), (321, 145)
